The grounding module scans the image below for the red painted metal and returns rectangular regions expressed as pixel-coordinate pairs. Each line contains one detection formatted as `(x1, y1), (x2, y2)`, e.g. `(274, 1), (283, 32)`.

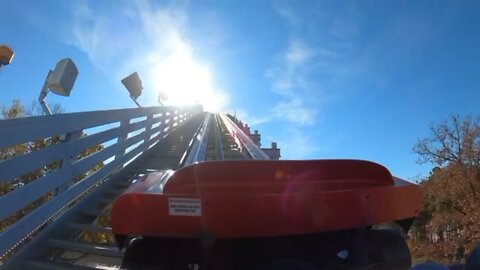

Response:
(111, 160), (422, 238)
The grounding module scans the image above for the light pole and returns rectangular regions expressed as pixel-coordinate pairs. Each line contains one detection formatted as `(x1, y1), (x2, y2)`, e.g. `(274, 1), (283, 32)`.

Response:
(38, 58), (79, 115)
(158, 91), (167, 106)
(121, 72), (143, 107)
(0, 45), (14, 69)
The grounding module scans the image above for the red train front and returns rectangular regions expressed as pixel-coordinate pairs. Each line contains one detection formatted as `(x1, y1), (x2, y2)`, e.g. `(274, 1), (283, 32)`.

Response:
(112, 159), (422, 270)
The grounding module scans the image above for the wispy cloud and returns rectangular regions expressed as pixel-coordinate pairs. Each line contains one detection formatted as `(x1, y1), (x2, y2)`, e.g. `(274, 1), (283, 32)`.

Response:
(271, 99), (315, 125)
(259, 3), (365, 158)
(63, 1), (229, 111)
(235, 37), (321, 126)
(265, 29), (320, 125)
(286, 39), (317, 67)
(232, 109), (272, 126)
(265, 3), (363, 127)
(277, 128), (323, 159)
(266, 38), (320, 97)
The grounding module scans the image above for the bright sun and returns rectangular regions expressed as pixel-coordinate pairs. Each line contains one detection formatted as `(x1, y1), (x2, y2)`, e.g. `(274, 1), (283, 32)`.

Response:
(149, 50), (226, 112)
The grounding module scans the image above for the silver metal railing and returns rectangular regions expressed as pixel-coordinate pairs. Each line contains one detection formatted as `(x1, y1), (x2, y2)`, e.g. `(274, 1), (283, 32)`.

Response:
(0, 105), (202, 259)
(218, 113), (270, 160)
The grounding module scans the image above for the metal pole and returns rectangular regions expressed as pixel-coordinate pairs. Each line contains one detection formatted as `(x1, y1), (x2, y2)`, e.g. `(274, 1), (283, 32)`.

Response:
(130, 96), (141, 108)
(38, 70), (53, 115)
(157, 94), (164, 106)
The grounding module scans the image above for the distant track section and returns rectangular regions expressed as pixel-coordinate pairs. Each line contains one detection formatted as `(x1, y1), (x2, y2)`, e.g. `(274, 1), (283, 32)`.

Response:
(218, 113), (270, 160)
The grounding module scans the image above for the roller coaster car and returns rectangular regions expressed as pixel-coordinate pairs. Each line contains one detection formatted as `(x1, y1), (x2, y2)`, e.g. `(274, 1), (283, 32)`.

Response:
(111, 160), (422, 270)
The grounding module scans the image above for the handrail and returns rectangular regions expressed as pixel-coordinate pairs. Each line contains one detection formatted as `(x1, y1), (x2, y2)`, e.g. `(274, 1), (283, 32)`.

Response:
(181, 113), (211, 166)
(214, 114), (225, 160)
(218, 113), (270, 160)
(0, 105), (202, 259)
(0, 106), (185, 149)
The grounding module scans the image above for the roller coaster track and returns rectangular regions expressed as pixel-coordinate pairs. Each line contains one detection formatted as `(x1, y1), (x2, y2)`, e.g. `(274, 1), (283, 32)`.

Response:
(0, 107), (272, 269)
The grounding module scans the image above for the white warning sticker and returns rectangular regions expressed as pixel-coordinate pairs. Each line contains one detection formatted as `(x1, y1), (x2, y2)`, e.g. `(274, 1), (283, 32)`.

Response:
(168, 198), (202, 217)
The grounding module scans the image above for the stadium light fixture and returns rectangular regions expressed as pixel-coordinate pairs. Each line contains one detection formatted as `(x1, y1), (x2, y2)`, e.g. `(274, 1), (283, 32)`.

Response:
(121, 72), (143, 108)
(38, 58), (79, 115)
(0, 45), (14, 68)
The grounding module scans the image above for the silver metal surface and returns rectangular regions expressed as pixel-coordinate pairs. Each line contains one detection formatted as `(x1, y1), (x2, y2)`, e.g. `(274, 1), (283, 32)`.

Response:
(0, 108), (275, 269)
(0, 105), (202, 265)
(214, 114), (225, 160)
(183, 113), (211, 166)
(218, 113), (270, 160)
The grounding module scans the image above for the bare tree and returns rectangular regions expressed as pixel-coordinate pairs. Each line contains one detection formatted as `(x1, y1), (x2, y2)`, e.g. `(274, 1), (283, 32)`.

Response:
(26, 100), (65, 116)
(413, 115), (480, 167)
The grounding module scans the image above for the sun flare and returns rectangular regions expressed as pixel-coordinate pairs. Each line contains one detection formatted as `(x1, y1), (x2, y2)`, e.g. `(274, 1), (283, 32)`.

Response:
(149, 50), (226, 112)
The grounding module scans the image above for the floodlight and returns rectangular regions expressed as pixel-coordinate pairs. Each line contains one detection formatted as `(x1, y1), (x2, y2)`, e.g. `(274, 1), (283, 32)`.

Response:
(121, 72), (143, 107)
(0, 45), (14, 67)
(48, 58), (78, 96)
(38, 58), (79, 115)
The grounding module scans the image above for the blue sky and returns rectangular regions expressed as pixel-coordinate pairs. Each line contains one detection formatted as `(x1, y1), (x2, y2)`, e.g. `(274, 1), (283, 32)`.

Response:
(1, 1), (480, 180)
